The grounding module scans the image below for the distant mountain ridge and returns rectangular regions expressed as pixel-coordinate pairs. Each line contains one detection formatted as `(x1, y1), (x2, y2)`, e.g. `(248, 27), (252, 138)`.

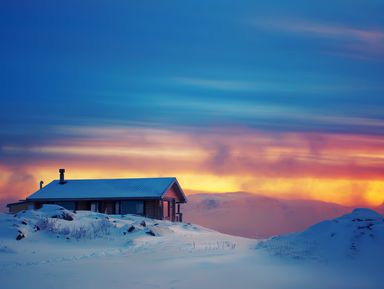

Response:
(183, 192), (353, 238)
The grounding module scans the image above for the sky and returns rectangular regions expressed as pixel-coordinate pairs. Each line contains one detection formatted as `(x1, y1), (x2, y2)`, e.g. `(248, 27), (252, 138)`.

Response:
(1, 0), (383, 210)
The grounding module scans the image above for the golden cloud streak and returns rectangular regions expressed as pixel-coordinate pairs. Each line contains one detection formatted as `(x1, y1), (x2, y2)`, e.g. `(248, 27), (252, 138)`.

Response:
(1, 126), (383, 207)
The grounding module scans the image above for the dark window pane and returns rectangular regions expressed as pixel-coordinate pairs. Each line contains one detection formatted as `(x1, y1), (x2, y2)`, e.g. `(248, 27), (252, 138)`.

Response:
(121, 201), (144, 215)
(55, 201), (75, 211)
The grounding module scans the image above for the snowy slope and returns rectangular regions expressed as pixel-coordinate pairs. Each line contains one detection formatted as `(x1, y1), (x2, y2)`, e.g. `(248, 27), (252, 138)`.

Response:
(257, 208), (384, 264)
(1, 206), (383, 289)
(0, 205), (250, 271)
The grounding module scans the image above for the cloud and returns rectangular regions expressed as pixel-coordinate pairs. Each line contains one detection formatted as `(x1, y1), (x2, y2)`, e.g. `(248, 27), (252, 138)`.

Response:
(0, 168), (36, 211)
(1, 126), (383, 207)
(172, 76), (380, 94)
(174, 77), (259, 91)
(250, 18), (384, 59)
(2, 126), (384, 179)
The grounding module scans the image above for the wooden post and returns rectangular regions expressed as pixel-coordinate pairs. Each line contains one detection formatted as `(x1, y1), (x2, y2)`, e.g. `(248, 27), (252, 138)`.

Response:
(115, 201), (120, 215)
(171, 199), (176, 222)
(159, 200), (163, 220)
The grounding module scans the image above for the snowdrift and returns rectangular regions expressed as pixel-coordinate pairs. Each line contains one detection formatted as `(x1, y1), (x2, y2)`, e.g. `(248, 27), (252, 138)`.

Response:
(257, 208), (384, 263)
(0, 204), (244, 260)
(1, 206), (383, 289)
(0, 204), (210, 242)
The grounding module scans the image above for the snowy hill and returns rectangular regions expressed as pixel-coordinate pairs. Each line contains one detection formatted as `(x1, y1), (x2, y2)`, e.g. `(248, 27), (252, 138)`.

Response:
(257, 208), (384, 263)
(1, 205), (383, 289)
(184, 192), (351, 238)
(0, 205), (243, 256)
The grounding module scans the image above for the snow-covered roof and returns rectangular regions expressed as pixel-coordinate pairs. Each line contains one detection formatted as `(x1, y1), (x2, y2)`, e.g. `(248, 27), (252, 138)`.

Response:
(26, 177), (187, 202)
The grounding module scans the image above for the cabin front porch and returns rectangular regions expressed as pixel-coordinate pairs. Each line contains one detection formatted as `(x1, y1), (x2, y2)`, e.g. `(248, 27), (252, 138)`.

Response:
(31, 199), (183, 222)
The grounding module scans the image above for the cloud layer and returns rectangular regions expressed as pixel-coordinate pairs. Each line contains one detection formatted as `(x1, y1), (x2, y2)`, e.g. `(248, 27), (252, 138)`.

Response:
(0, 1), (383, 210)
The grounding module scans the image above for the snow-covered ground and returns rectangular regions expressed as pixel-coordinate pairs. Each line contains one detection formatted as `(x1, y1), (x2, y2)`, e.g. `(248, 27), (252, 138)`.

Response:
(258, 208), (384, 263)
(0, 205), (383, 289)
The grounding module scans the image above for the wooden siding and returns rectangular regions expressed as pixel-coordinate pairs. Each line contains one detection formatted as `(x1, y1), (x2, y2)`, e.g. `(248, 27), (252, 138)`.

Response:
(161, 199), (177, 221)
(163, 184), (184, 221)
(8, 202), (31, 214)
(100, 201), (115, 214)
(76, 201), (91, 211)
(144, 200), (161, 219)
(163, 184), (182, 202)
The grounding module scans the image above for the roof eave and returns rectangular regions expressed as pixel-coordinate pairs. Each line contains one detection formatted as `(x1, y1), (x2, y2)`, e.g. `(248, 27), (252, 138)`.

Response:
(6, 200), (30, 207)
(26, 196), (163, 202)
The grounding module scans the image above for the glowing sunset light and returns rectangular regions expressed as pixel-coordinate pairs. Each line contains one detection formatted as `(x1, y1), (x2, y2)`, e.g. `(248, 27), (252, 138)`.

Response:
(1, 125), (383, 208)
(0, 1), (383, 212)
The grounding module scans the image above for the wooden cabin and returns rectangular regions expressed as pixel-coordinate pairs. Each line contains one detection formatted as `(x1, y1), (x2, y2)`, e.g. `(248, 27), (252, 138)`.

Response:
(7, 169), (187, 222)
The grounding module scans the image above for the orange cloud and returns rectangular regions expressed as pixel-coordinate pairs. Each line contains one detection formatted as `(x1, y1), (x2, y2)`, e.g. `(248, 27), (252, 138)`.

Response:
(1, 126), (383, 209)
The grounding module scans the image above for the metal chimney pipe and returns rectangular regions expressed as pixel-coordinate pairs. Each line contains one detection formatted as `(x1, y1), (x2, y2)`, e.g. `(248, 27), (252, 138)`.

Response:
(40, 180), (44, 189)
(59, 168), (65, 184)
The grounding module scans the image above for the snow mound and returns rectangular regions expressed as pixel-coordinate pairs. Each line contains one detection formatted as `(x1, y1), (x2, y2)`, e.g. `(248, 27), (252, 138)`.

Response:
(0, 205), (213, 244)
(257, 208), (384, 263)
(17, 204), (76, 221)
(0, 205), (247, 271)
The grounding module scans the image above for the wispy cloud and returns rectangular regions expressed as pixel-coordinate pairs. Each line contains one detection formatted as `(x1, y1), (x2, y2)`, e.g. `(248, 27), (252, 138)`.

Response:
(174, 77), (265, 92)
(250, 18), (384, 59)
(173, 76), (383, 94)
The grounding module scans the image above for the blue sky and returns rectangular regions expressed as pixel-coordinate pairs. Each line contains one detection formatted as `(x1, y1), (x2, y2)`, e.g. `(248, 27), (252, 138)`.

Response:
(1, 0), (383, 138)
(0, 1), (383, 207)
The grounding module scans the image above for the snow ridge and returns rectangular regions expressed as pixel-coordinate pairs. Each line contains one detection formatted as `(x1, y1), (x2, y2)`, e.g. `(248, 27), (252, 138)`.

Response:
(257, 208), (384, 263)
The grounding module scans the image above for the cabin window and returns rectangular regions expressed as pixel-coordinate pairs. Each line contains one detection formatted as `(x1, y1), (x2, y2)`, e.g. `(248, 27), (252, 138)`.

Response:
(55, 201), (75, 211)
(120, 201), (144, 215)
(76, 201), (91, 211)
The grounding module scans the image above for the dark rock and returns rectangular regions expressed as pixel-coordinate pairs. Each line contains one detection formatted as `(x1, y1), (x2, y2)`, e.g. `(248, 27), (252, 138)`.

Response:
(51, 211), (74, 221)
(140, 220), (146, 227)
(33, 225), (40, 232)
(358, 223), (374, 230)
(16, 231), (25, 241)
(146, 230), (156, 236)
(21, 220), (28, 225)
(128, 225), (135, 233)
(62, 211), (74, 221)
